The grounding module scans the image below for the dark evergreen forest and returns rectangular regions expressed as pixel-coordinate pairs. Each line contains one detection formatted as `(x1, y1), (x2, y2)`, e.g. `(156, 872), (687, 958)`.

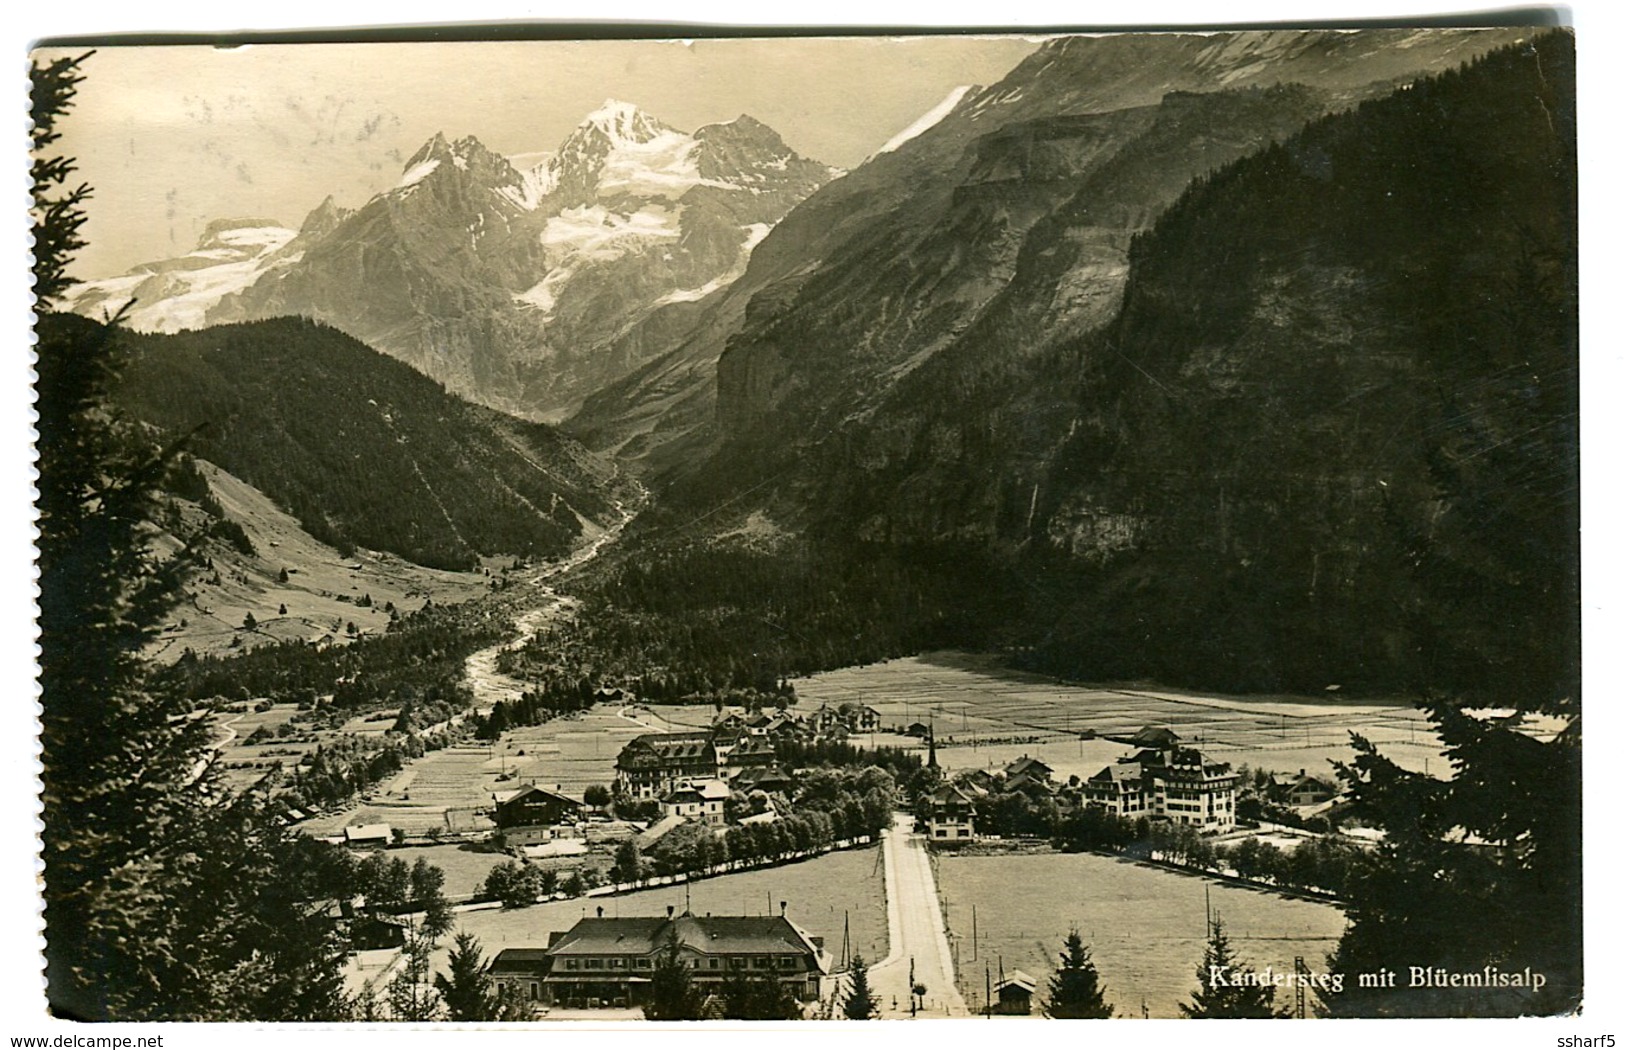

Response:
(109, 317), (625, 570)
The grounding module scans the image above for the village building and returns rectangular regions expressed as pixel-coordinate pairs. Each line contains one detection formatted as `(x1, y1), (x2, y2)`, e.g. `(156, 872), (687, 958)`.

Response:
(992, 970), (1038, 1015)
(1004, 771), (1056, 798)
(763, 713), (808, 743)
(925, 783), (979, 842)
(1083, 763), (1150, 816)
(492, 784), (583, 830)
(1004, 755), (1054, 783)
(660, 778), (730, 825)
(961, 768), (999, 795)
(1128, 725), (1182, 750)
(719, 734), (777, 780)
(743, 710), (778, 736)
(342, 823), (392, 847)
(1270, 769), (1341, 807)
(486, 947), (551, 1006)
(850, 704), (882, 733)
(501, 823), (585, 848)
(808, 702), (882, 735)
(615, 732), (719, 799)
(732, 765), (795, 796)
(1084, 746), (1239, 831)
(487, 906), (829, 1009)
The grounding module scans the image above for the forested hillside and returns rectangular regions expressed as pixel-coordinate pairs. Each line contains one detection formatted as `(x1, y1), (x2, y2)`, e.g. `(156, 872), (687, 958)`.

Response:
(664, 33), (1575, 704)
(1021, 33), (1577, 703)
(106, 316), (631, 570)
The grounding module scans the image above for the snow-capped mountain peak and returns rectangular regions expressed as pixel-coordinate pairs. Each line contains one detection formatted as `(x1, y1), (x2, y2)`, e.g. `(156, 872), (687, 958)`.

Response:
(391, 131), (533, 208)
(580, 98), (668, 143)
(63, 218), (299, 333)
(68, 98), (837, 418)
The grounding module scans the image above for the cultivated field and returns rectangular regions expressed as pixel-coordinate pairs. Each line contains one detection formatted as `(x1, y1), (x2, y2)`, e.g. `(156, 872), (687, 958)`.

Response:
(301, 700), (713, 836)
(935, 852), (1346, 1018)
(213, 701), (322, 792)
(437, 845), (890, 977)
(795, 651), (1449, 780)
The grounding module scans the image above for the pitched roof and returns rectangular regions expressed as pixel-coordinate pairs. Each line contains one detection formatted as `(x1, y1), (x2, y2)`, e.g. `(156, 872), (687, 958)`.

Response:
(500, 784), (582, 807)
(1131, 726), (1181, 747)
(634, 813), (687, 847)
(733, 766), (793, 791)
(618, 732), (716, 769)
(545, 917), (671, 955)
(344, 823), (391, 841)
(1005, 772), (1054, 796)
(1089, 763), (1142, 785)
(995, 970), (1038, 993)
(489, 947), (552, 968)
(1004, 756), (1053, 779)
(662, 779), (730, 804)
(543, 914), (826, 968)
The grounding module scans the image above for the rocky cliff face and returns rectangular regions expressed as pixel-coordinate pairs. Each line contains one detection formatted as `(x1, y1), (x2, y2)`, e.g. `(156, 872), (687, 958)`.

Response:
(210, 133), (548, 405)
(571, 29), (1531, 485)
(671, 29), (1574, 700)
(687, 28), (1533, 538)
(1020, 32), (1577, 697)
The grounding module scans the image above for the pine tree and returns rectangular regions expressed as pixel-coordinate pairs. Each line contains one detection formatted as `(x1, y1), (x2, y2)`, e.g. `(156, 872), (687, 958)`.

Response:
(34, 52), (361, 1023)
(718, 969), (803, 1020)
(841, 953), (878, 1019)
(386, 928), (442, 1021)
(34, 50), (215, 1019)
(434, 932), (496, 1021)
(1043, 931), (1113, 1018)
(645, 936), (702, 1020)
(1180, 916), (1287, 1019)
(30, 51), (92, 307)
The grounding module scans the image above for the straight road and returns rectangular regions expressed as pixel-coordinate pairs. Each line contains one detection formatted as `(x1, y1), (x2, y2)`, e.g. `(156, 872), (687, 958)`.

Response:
(865, 814), (969, 1018)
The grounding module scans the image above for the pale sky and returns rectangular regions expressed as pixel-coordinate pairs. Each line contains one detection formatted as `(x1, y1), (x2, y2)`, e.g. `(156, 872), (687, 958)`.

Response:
(36, 36), (1043, 278)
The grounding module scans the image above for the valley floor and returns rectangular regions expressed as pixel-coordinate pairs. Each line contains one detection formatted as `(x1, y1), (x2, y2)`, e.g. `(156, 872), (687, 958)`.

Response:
(794, 651), (1451, 780)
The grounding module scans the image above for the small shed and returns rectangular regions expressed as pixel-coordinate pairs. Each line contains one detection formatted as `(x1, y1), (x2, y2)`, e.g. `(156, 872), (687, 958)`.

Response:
(993, 970), (1037, 1015)
(343, 823), (392, 847)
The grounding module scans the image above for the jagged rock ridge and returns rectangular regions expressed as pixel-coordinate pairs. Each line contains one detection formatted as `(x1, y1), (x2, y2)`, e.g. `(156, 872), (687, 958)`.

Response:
(68, 101), (836, 419)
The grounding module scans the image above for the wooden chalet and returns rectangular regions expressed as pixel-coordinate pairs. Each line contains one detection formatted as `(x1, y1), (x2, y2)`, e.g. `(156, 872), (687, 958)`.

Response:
(492, 784), (583, 829)
(720, 734), (777, 780)
(732, 765), (795, 795)
(1003, 755), (1054, 783)
(1270, 769), (1341, 807)
(1129, 725), (1182, 750)
(342, 823), (392, 847)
